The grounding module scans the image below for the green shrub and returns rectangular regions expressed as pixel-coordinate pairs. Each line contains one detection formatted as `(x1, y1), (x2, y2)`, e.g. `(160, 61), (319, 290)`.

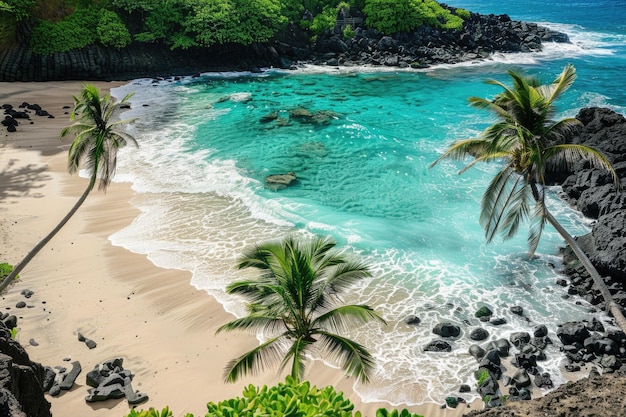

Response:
(343, 24), (355, 39)
(375, 409), (423, 417)
(96, 9), (131, 49)
(0, 0), (34, 21)
(455, 8), (471, 20)
(30, 7), (99, 54)
(124, 378), (424, 417)
(0, 263), (15, 283)
(309, 5), (336, 35)
(126, 407), (192, 417)
(206, 377), (359, 417)
(363, 0), (465, 34)
(475, 368), (490, 386)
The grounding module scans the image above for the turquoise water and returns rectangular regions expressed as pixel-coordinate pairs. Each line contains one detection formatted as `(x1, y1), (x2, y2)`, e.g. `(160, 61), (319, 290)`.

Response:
(110, 2), (626, 406)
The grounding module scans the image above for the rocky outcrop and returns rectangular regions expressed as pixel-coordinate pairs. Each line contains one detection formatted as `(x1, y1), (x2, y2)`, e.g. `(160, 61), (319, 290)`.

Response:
(0, 10), (569, 81)
(0, 41), (282, 82)
(308, 12), (568, 68)
(0, 321), (52, 417)
(551, 108), (626, 286)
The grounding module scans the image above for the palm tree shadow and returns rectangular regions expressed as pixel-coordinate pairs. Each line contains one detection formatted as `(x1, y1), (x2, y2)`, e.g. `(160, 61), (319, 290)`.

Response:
(0, 158), (50, 201)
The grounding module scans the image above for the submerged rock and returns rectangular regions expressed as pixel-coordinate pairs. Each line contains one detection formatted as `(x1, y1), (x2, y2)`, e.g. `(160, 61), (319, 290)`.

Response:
(265, 171), (297, 191)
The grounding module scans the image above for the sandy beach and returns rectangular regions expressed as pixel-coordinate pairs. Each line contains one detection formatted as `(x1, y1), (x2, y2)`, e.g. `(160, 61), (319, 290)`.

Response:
(0, 82), (480, 417)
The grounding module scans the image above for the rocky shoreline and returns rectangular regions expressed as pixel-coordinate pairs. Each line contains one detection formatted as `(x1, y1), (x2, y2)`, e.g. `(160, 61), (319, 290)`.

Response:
(0, 11), (568, 82)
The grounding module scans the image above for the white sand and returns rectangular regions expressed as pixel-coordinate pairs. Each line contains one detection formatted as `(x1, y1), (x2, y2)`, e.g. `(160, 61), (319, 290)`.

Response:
(0, 81), (478, 417)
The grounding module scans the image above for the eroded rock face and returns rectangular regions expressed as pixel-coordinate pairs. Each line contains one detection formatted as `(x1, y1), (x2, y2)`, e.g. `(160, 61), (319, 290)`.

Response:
(550, 108), (626, 283)
(0, 321), (52, 417)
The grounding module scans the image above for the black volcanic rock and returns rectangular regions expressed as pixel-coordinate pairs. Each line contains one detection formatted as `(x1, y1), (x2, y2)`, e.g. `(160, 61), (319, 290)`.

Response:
(0, 322), (51, 417)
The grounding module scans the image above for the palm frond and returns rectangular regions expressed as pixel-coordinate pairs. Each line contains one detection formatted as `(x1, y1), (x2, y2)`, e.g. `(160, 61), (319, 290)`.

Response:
(500, 180), (532, 240)
(538, 64), (577, 104)
(313, 305), (386, 334)
(317, 331), (376, 383)
(480, 166), (520, 242)
(528, 189), (547, 257)
(216, 314), (285, 335)
(222, 334), (287, 383)
(544, 144), (620, 189)
(429, 138), (493, 168)
(279, 336), (313, 383)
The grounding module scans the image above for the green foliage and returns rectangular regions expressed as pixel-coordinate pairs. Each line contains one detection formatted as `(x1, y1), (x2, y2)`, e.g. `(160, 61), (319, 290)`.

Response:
(134, 1), (188, 46)
(455, 8), (470, 20)
(0, 263), (16, 282)
(125, 406), (192, 417)
(96, 9), (131, 48)
(343, 24), (355, 39)
(9, 327), (18, 339)
(206, 377), (360, 417)
(475, 368), (491, 387)
(363, 0), (464, 34)
(375, 409), (423, 417)
(217, 236), (384, 384)
(308, 5), (335, 35)
(111, 0), (155, 14)
(0, 0), (34, 20)
(30, 7), (99, 54)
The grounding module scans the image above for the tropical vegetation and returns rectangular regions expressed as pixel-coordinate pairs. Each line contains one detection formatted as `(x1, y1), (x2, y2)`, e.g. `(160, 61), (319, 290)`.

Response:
(217, 235), (386, 384)
(0, 0), (469, 54)
(430, 64), (626, 332)
(124, 377), (423, 417)
(0, 84), (137, 293)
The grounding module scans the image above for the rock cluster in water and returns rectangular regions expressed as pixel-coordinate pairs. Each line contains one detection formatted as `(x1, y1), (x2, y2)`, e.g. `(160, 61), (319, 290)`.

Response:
(406, 303), (626, 409)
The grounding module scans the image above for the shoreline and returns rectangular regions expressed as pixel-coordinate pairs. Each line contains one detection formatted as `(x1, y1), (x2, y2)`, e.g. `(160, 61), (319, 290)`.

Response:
(0, 82), (476, 416)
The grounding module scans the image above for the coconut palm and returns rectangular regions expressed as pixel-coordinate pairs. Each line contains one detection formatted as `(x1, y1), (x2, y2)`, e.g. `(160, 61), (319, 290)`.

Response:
(430, 65), (626, 332)
(217, 235), (386, 384)
(0, 84), (137, 293)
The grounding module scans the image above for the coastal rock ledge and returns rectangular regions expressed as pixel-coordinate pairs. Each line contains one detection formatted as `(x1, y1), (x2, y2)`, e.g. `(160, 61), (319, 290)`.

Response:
(0, 11), (568, 81)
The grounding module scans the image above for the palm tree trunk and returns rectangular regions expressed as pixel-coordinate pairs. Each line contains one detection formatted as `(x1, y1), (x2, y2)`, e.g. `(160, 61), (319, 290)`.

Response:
(0, 182), (93, 294)
(545, 209), (626, 333)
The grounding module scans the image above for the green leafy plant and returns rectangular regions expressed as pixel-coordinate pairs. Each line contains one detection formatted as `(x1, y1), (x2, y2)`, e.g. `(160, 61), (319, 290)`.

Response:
(455, 8), (470, 20)
(0, 0), (34, 20)
(375, 409), (423, 417)
(125, 379), (423, 417)
(343, 24), (355, 39)
(96, 9), (131, 48)
(125, 406), (192, 417)
(206, 377), (359, 417)
(475, 368), (490, 386)
(30, 7), (99, 54)
(9, 327), (18, 339)
(363, 0), (464, 34)
(0, 263), (15, 283)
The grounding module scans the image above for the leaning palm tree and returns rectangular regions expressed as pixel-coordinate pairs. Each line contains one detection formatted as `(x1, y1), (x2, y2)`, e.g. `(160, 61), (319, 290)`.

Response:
(217, 235), (386, 384)
(0, 84), (137, 293)
(430, 65), (626, 332)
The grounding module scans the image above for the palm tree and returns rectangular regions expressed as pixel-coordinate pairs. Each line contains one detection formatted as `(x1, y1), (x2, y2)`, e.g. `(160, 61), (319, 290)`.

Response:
(430, 65), (626, 332)
(217, 235), (386, 384)
(0, 84), (137, 293)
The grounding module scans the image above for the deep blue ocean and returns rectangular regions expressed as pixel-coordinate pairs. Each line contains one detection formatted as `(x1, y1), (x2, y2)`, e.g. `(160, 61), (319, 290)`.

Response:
(110, 0), (626, 406)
